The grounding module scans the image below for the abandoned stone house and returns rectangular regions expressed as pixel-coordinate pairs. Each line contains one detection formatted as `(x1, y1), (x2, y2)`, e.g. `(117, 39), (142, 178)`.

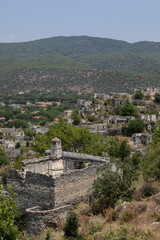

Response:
(8, 137), (111, 235)
(131, 133), (152, 145)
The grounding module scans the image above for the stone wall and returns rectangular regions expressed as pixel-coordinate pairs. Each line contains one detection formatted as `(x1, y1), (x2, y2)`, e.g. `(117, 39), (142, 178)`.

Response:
(7, 170), (56, 211)
(54, 166), (98, 207)
(26, 205), (70, 236)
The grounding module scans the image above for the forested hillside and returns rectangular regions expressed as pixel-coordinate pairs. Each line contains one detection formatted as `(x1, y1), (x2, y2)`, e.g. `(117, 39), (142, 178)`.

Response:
(1, 36), (160, 94)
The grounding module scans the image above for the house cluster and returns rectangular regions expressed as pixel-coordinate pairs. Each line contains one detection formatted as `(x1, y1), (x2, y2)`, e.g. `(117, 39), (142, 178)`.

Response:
(0, 126), (49, 160)
(61, 91), (160, 150)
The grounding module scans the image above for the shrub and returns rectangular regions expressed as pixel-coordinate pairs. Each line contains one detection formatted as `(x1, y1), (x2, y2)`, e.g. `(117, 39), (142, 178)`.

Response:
(157, 215), (160, 221)
(94, 226), (154, 240)
(63, 210), (80, 238)
(0, 167), (9, 185)
(134, 181), (159, 201)
(14, 155), (24, 170)
(0, 186), (21, 239)
(88, 215), (105, 235)
(120, 209), (133, 222)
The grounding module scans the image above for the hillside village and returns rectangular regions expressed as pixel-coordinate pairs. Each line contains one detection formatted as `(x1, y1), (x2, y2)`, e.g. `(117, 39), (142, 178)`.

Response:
(1, 88), (160, 239)
(0, 87), (160, 161)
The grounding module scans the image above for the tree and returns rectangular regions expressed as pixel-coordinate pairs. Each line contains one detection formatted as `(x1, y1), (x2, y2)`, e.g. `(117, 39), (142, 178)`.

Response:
(142, 142), (160, 181)
(107, 139), (131, 161)
(71, 109), (81, 125)
(92, 140), (140, 213)
(92, 170), (122, 212)
(154, 92), (160, 103)
(0, 186), (21, 239)
(120, 100), (139, 117)
(134, 90), (144, 99)
(127, 118), (145, 135)
(15, 142), (21, 149)
(63, 210), (80, 238)
(32, 121), (107, 156)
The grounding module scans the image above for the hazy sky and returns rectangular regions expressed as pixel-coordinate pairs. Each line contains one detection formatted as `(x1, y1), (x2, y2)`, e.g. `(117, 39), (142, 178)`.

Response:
(1, 0), (160, 43)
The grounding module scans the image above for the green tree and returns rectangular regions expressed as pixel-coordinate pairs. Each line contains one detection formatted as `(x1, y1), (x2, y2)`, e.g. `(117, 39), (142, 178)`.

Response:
(134, 90), (144, 99)
(92, 170), (122, 212)
(24, 129), (35, 137)
(120, 100), (139, 117)
(32, 121), (107, 156)
(154, 92), (160, 103)
(15, 142), (21, 149)
(107, 139), (131, 161)
(141, 142), (160, 181)
(0, 186), (21, 239)
(92, 140), (139, 213)
(127, 118), (145, 135)
(71, 109), (81, 125)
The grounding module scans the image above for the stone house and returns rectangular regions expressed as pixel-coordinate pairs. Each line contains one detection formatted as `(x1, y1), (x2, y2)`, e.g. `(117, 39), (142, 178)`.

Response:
(112, 98), (127, 108)
(64, 110), (73, 117)
(8, 138), (111, 235)
(35, 127), (49, 135)
(131, 133), (152, 145)
(77, 100), (92, 114)
(140, 114), (157, 123)
(5, 148), (21, 160)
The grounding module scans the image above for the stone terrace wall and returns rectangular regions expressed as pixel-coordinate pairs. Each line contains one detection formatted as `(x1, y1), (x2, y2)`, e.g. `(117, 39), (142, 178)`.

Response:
(26, 205), (70, 236)
(54, 166), (98, 207)
(7, 170), (55, 211)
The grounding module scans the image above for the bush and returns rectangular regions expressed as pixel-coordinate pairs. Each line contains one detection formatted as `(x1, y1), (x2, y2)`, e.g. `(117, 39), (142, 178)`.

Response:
(14, 155), (24, 170)
(0, 147), (8, 166)
(63, 210), (80, 238)
(88, 215), (105, 235)
(0, 186), (21, 239)
(134, 181), (159, 201)
(0, 167), (9, 185)
(94, 226), (154, 240)
(120, 209), (133, 222)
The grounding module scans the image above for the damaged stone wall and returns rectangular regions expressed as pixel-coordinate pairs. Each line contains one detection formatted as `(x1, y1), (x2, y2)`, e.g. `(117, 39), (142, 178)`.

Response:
(7, 170), (56, 211)
(54, 166), (98, 207)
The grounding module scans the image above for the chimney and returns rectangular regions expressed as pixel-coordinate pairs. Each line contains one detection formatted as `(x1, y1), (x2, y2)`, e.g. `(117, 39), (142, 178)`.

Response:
(51, 137), (62, 159)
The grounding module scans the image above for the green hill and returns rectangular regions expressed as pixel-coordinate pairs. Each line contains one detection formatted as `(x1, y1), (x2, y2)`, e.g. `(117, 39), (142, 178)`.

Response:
(1, 36), (160, 94)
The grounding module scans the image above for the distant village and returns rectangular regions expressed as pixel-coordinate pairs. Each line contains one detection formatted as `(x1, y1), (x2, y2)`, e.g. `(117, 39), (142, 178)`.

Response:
(0, 87), (160, 161)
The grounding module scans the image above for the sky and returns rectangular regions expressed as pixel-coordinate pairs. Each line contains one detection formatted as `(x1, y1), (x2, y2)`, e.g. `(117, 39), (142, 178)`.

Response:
(1, 0), (160, 43)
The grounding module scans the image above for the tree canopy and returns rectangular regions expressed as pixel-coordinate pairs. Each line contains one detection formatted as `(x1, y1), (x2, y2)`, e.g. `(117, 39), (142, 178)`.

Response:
(120, 100), (139, 117)
(31, 121), (107, 156)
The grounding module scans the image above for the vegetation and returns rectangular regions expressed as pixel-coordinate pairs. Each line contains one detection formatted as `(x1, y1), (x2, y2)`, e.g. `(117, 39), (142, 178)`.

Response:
(126, 118), (145, 135)
(1, 36), (160, 94)
(154, 92), (160, 103)
(120, 100), (139, 117)
(92, 140), (140, 213)
(0, 186), (21, 240)
(32, 121), (107, 156)
(71, 109), (81, 125)
(134, 90), (144, 99)
(63, 210), (80, 239)
(0, 146), (8, 166)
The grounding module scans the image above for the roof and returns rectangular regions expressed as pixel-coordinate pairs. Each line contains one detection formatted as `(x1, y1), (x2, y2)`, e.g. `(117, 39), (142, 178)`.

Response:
(51, 137), (61, 142)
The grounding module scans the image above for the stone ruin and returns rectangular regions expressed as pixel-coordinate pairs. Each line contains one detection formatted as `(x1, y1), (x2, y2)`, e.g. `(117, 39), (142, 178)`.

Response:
(8, 137), (112, 235)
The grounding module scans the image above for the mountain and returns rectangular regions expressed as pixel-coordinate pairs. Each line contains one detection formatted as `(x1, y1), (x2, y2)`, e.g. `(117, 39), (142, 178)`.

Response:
(1, 36), (160, 94)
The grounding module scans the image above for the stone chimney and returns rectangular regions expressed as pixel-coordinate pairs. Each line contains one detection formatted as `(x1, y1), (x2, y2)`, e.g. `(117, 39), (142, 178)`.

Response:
(51, 137), (62, 159)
